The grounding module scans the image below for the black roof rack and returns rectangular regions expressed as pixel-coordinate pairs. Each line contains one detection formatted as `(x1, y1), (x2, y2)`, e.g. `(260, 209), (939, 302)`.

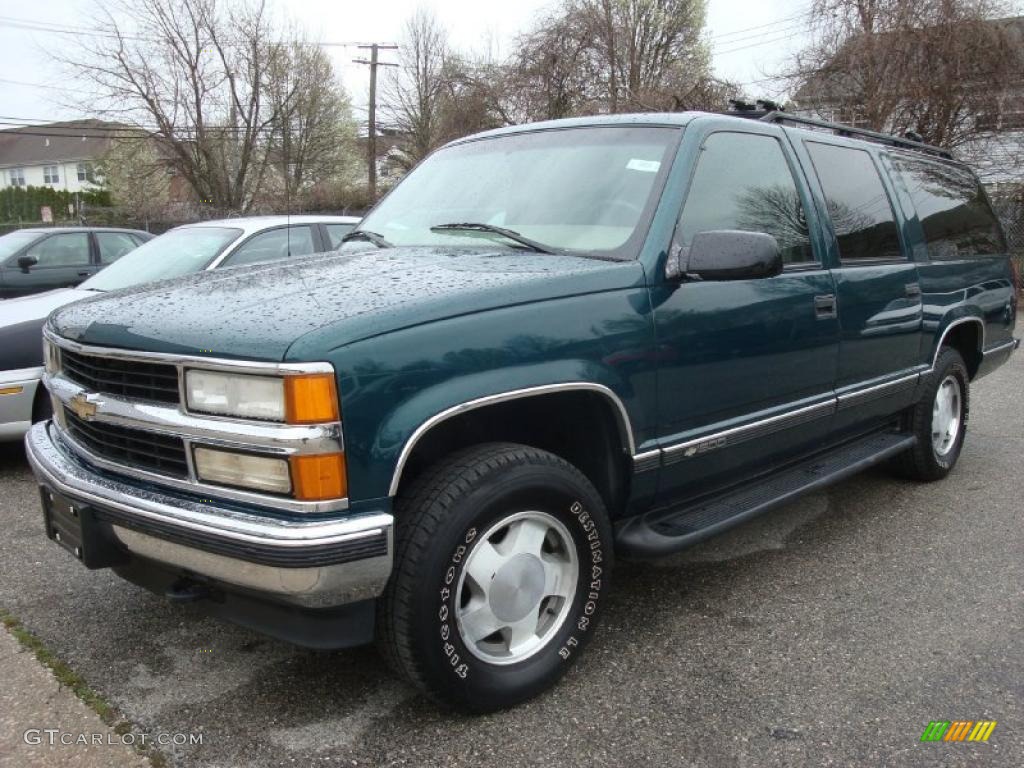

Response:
(757, 111), (953, 159)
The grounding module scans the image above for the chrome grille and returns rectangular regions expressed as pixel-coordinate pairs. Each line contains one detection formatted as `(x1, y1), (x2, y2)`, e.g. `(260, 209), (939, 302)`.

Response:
(61, 349), (180, 405)
(63, 408), (189, 478)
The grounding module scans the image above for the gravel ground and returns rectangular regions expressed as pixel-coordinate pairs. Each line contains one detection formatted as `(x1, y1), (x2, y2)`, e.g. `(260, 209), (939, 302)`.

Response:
(0, 348), (1020, 767)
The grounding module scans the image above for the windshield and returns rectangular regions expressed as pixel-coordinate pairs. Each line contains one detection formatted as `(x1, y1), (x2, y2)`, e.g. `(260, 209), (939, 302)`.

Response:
(81, 226), (242, 291)
(0, 231), (43, 261)
(353, 126), (679, 258)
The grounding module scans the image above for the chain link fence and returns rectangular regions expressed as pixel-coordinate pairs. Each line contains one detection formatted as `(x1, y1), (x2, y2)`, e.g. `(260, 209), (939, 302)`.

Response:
(989, 186), (1024, 291)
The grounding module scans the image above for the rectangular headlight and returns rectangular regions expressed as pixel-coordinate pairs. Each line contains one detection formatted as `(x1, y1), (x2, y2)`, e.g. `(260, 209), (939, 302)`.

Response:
(193, 446), (292, 494)
(185, 370), (285, 421)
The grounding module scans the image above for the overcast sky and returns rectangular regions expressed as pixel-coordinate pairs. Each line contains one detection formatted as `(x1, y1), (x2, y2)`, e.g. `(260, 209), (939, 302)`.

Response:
(0, 0), (812, 126)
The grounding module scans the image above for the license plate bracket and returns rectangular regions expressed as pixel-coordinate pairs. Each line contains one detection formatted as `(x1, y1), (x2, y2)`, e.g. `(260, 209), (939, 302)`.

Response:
(40, 487), (127, 569)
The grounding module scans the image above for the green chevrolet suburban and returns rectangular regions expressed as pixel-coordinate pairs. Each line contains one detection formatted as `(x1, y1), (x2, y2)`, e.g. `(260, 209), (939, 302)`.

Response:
(26, 110), (1020, 712)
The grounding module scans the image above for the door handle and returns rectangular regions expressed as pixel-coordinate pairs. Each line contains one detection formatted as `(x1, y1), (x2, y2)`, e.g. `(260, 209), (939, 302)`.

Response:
(905, 282), (922, 300)
(814, 294), (837, 320)
(77, 270), (91, 277)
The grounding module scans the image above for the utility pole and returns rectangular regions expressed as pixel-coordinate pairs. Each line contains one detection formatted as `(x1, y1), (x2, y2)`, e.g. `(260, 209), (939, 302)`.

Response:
(354, 44), (398, 201)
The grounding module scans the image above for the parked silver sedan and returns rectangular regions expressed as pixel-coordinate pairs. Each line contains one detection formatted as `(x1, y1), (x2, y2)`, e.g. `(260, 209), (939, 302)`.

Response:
(0, 215), (358, 441)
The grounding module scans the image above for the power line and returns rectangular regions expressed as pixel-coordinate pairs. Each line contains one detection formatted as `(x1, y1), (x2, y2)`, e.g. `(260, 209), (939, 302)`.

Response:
(713, 26), (811, 56)
(0, 14), (392, 49)
(709, 9), (811, 41)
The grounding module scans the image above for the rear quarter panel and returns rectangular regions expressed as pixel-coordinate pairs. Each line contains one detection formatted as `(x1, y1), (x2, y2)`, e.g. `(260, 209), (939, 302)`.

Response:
(917, 256), (1018, 363)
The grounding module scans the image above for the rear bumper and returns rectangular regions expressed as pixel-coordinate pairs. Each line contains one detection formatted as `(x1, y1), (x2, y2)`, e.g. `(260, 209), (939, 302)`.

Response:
(25, 421), (393, 609)
(0, 367), (43, 442)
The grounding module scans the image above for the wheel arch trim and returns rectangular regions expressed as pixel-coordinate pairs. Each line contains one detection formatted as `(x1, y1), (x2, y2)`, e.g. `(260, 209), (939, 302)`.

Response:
(387, 382), (636, 497)
(932, 315), (985, 372)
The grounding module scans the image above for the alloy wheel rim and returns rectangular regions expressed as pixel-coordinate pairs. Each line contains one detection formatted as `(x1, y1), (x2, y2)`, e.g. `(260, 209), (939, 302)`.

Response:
(455, 510), (578, 665)
(931, 374), (962, 457)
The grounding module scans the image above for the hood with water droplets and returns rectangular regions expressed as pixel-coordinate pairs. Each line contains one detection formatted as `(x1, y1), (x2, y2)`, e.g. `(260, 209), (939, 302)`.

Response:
(48, 247), (645, 361)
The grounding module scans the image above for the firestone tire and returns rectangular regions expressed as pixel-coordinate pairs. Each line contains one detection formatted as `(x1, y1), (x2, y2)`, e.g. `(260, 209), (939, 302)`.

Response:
(376, 442), (613, 713)
(893, 347), (970, 482)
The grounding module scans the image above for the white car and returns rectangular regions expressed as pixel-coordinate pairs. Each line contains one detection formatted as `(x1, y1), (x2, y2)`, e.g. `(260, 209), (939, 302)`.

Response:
(0, 215), (359, 441)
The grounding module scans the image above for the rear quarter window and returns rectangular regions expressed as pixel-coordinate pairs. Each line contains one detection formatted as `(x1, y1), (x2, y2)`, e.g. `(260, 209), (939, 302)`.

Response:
(890, 153), (1005, 258)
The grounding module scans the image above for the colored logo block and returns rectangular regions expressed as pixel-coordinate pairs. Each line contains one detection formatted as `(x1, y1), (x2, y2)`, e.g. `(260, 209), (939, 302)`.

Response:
(921, 721), (997, 742)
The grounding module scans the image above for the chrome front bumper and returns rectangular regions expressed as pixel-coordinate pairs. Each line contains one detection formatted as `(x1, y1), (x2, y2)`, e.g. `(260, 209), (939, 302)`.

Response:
(25, 422), (393, 608)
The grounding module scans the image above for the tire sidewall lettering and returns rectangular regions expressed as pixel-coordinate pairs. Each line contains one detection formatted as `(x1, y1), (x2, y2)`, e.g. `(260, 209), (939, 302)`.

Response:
(434, 496), (608, 680)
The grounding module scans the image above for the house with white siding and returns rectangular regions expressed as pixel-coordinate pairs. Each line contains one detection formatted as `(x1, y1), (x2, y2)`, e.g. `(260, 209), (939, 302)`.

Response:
(0, 119), (120, 193)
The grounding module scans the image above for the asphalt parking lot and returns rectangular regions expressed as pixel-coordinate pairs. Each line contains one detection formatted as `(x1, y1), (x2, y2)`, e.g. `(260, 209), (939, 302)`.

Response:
(0, 348), (1021, 768)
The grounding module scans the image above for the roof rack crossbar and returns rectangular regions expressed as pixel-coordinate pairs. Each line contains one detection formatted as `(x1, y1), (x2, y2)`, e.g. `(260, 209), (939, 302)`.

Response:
(758, 111), (953, 159)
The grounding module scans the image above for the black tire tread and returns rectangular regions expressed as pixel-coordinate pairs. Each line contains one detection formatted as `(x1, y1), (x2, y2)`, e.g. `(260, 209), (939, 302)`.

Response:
(376, 441), (601, 704)
(893, 347), (969, 481)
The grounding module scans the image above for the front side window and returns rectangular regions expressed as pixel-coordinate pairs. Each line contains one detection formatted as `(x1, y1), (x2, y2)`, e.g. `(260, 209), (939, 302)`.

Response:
(9, 168), (26, 187)
(353, 126), (680, 258)
(43, 165), (60, 185)
(81, 226), (241, 291)
(676, 132), (814, 264)
(806, 142), (904, 262)
(891, 154), (1005, 258)
(24, 233), (90, 267)
(0, 230), (42, 260)
(223, 226), (316, 267)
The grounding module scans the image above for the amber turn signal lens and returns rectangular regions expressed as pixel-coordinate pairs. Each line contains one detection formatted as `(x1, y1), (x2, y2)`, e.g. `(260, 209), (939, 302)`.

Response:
(284, 373), (339, 424)
(290, 453), (348, 500)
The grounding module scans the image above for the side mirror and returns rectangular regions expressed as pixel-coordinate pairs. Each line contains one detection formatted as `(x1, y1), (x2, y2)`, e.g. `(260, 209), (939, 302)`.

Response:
(681, 230), (783, 281)
(17, 255), (38, 273)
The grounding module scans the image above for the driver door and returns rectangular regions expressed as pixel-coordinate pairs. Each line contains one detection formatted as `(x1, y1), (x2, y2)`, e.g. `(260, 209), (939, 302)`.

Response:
(650, 124), (840, 505)
(1, 232), (94, 298)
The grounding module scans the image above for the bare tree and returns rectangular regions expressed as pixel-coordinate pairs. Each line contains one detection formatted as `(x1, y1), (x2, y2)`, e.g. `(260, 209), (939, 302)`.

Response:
(60, 0), (355, 213)
(383, 9), (451, 168)
(790, 0), (1018, 148)
(499, 0), (718, 122)
(591, 0), (712, 112)
(95, 135), (172, 226)
(265, 39), (359, 204)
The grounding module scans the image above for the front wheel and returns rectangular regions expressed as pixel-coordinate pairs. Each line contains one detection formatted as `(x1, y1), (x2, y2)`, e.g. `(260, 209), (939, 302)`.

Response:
(377, 443), (613, 712)
(894, 347), (970, 481)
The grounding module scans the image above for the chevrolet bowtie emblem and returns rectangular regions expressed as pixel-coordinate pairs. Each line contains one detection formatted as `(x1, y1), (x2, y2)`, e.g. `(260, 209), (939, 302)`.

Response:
(68, 393), (99, 420)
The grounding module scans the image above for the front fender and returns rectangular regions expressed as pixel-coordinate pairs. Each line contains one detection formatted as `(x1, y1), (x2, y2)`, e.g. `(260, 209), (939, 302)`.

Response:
(330, 290), (657, 502)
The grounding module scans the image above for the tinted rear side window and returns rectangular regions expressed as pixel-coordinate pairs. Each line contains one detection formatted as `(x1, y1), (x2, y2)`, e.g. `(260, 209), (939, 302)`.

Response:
(806, 142), (904, 262)
(891, 154), (1005, 258)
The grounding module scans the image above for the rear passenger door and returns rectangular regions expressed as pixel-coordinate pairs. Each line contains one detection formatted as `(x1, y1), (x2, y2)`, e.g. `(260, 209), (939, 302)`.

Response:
(652, 125), (840, 504)
(799, 140), (923, 429)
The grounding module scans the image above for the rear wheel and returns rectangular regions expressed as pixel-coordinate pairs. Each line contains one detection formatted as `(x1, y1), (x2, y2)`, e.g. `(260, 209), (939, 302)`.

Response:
(894, 347), (969, 481)
(377, 443), (613, 712)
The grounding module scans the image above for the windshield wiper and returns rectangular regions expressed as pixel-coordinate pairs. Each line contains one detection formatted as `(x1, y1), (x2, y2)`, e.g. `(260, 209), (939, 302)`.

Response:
(341, 229), (392, 248)
(429, 223), (557, 254)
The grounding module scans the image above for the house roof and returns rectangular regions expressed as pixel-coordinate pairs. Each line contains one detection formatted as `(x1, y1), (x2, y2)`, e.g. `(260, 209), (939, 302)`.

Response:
(792, 15), (1024, 107)
(0, 119), (129, 169)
